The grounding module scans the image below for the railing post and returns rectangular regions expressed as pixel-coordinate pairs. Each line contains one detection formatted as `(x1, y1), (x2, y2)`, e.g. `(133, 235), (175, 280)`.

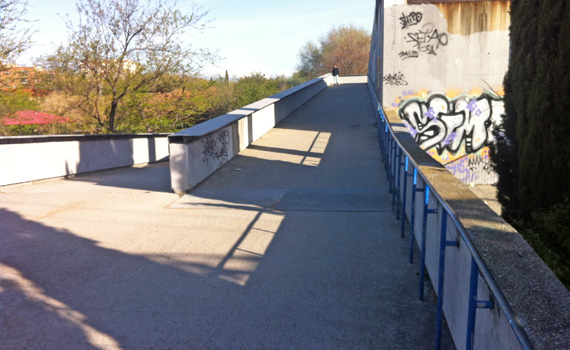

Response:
(435, 213), (458, 350)
(419, 186), (438, 300)
(401, 156), (411, 238)
(409, 169), (422, 264)
(395, 147), (402, 217)
(379, 106), (534, 350)
(386, 135), (392, 183)
(381, 122), (388, 163)
(466, 258), (494, 350)
(385, 123), (390, 162)
(391, 142), (398, 206)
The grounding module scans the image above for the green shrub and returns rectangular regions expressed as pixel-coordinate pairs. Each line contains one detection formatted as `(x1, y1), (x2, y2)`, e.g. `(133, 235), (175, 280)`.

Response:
(515, 198), (570, 289)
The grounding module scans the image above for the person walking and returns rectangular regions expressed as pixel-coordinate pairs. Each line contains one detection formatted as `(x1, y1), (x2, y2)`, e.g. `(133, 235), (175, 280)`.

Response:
(332, 64), (339, 85)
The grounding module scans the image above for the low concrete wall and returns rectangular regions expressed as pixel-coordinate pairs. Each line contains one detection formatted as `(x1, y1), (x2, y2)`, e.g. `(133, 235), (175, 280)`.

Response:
(377, 101), (570, 349)
(168, 74), (334, 194)
(0, 134), (169, 186)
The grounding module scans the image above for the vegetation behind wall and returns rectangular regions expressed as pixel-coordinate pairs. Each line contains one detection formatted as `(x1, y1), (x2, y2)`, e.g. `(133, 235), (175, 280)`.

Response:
(491, 0), (570, 288)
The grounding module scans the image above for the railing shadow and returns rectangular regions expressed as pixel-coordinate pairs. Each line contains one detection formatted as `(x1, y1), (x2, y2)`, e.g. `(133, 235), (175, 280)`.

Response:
(0, 207), (273, 348)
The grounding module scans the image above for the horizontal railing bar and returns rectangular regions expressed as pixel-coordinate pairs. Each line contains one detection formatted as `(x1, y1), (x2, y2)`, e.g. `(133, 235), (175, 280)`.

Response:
(379, 107), (533, 350)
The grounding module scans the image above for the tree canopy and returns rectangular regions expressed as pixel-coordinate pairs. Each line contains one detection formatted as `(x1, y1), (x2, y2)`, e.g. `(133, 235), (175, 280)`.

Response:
(43, 0), (217, 133)
(296, 25), (370, 79)
(0, 5), (367, 137)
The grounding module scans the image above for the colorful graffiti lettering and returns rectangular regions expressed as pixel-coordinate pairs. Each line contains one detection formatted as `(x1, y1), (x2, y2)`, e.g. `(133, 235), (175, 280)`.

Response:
(398, 92), (504, 157)
(442, 132), (458, 146)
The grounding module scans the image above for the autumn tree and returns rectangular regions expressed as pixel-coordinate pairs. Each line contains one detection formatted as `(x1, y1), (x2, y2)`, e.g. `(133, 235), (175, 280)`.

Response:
(119, 76), (214, 133)
(0, 1), (38, 122)
(43, 0), (216, 133)
(296, 25), (370, 79)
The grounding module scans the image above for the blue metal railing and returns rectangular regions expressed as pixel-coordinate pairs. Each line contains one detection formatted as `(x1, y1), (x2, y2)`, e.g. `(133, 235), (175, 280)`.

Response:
(376, 105), (533, 350)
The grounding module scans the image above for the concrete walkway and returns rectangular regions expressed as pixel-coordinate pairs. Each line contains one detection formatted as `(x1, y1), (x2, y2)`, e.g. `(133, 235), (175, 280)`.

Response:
(1, 77), (454, 350)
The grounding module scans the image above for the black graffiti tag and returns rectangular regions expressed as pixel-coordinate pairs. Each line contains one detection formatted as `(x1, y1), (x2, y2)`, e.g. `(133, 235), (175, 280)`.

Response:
(467, 154), (494, 174)
(202, 130), (229, 165)
(399, 50), (419, 60)
(383, 72), (408, 86)
(406, 24), (448, 55)
(445, 154), (497, 184)
(399, 12), (423, 29)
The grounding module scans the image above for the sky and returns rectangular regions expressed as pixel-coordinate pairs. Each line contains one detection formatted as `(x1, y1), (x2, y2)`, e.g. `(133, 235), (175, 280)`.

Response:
(18, 0), (378, 78)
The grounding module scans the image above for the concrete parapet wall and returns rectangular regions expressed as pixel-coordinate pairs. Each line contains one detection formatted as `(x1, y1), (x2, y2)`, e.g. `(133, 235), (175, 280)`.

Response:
(379, 104), (570, 350)
(0, 134), (169, 186)
(369, 1), (511, 185)
(168, 74), (334, 194)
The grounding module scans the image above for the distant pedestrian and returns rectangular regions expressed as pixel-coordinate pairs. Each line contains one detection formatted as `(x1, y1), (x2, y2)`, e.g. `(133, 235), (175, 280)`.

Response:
(332, 65), (339, 85)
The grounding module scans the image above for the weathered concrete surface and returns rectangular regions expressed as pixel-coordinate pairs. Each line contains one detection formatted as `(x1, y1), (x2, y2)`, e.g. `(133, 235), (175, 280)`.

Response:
(380, 3), (509, 109)
(1, 77), (453, 350)
(470, 185), (501, 216)
(384, 107), (570, 349)
(169, 74), (334, 194)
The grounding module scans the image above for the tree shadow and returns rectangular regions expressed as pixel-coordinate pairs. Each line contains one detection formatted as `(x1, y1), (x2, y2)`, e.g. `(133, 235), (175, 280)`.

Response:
(1, 80), (456, 349)
(0, 207), (266, 349)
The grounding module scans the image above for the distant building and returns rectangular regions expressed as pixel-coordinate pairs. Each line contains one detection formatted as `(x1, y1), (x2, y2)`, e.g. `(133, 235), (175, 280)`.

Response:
(80, 59), (139, 76)
(1, 66), (55, 92)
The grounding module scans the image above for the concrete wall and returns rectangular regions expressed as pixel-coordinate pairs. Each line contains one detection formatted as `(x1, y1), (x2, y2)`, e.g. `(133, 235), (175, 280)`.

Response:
(169, 74), (334, 194)
(370, 1), (511, 185)
(0, 134), (169, 186)
(375, 105), (570, 350)
(367, 0), (385, 103)
(368, 5), (570, 345)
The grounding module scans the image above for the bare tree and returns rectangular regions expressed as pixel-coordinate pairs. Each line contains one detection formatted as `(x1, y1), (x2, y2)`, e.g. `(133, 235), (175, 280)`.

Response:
(296, 41), (324, 80)
(296, 25), (370, 79)
(0, 0), (32, 65)
(44, 0), (217, 133)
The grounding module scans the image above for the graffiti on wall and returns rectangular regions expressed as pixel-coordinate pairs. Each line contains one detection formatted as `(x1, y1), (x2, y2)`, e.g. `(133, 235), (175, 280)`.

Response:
(399, 50), (420, 60)
(202, 129), (230, 165)
(399, 92), (504, 158)
(444, 152), (498, 185)
(396, 11), (449, 59)
(383, 72), (408, 86)
(406, 24), (448, 56)
(400, 12), (423, 29)
(398, 92), (504, 184)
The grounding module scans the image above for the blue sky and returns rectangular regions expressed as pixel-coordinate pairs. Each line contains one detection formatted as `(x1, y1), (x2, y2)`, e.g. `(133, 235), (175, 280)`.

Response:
(19, 0), (376, 78)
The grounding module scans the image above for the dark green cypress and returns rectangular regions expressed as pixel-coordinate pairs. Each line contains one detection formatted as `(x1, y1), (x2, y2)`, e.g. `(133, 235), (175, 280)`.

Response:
(492, 0), (570, 286)
(494, 0), (570, 219)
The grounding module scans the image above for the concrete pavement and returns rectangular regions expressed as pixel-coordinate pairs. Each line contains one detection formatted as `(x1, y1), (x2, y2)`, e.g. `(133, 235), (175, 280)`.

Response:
(1, 77), (454, 349)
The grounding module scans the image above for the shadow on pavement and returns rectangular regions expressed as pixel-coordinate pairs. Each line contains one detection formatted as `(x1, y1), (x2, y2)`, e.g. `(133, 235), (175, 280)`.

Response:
(65, 161), (173, 193)
(1, 82), (456, 349)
